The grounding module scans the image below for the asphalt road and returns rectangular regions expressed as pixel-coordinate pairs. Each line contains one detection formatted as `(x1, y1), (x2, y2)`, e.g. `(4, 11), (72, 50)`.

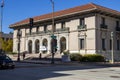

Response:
(0, 62), (120, 80)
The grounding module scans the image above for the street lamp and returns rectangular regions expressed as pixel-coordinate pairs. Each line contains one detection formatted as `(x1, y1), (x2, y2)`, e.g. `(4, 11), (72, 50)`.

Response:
(17, 29), (22, 61)
(111, 31), (114, 64)
(50, 0), (55, 64)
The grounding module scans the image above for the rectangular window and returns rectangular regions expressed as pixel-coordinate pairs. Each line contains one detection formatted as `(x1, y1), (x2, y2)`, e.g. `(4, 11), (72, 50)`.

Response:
(117, 40), (120, 50)
(101, 17), (105, 25)
(80, 39), (84, 49)
(110, 39), (112, 50)
(80, 18), (85, 26)
(36, 26), (39, 32)
(17, 29), (22, 37)
(116, 21), (119, 27)
(29, 28), (32, 34)
(61, 22), (65, 29)
(54, 23), (56, 31)
(102, 39), (105, 50)
(44, 25), (47, 32)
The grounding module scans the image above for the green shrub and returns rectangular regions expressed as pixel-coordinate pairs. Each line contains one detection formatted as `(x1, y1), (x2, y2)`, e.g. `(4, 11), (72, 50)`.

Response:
(81, 54), (105, 62)
(70, 53), (82, 61)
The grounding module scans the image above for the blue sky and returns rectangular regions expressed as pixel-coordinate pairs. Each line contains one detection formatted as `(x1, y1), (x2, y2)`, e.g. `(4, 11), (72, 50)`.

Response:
(2, 0), (120, 33)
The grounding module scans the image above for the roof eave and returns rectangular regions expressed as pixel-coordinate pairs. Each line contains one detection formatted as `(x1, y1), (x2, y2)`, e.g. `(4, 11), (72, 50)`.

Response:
(10, 8), (97, 28)
(96, 9), (120, 19)
(35, 8), (97, 23)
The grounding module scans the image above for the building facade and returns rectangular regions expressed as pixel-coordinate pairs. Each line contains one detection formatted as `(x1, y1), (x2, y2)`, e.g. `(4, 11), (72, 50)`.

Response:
(10, 3), (120, 61)
(0, 32), (13, 41)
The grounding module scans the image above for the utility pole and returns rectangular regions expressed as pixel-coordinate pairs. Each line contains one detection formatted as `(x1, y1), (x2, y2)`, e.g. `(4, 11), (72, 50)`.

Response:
(50, 0), (56, 64)
(0, 0), (4, 52)
(17, 29), (22, 61)
(0, 0), (4, 32)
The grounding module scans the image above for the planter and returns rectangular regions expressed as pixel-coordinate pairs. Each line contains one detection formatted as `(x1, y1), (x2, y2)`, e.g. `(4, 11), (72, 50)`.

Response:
(62, 55), (71, 62)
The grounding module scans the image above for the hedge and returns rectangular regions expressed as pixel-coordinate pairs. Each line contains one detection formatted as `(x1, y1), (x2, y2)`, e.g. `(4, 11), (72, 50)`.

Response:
(81, 54), (105, 62)
(70, 53), (82, 61)
(70, 53), (105, 62)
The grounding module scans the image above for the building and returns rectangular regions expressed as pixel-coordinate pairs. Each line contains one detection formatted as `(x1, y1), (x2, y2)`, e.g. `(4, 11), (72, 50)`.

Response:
(10, 3), (120, 61)
(0, 32), (13, 41)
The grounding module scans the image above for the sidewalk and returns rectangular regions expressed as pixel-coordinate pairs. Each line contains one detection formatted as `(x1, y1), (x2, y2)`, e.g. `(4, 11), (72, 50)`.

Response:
(18, 59), (120, 67)
(8, 54), (120, 67)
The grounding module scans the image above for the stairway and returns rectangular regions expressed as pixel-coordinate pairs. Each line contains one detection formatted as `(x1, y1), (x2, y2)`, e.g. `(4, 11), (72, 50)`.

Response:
(24, 53), (62, 61)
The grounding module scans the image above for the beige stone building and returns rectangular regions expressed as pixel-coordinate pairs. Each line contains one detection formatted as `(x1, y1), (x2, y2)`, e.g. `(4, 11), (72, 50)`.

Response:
(10, 3), (120, 61)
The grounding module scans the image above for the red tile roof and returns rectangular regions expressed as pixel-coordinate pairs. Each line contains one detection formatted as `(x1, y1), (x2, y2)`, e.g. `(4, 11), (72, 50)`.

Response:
(10, 3), (120, 28)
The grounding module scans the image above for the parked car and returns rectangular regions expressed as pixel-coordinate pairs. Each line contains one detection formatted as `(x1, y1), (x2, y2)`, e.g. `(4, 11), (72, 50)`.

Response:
(0, 55), (15, 69)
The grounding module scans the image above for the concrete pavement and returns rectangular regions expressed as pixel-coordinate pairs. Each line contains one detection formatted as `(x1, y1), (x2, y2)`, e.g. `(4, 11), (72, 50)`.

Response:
(0, 62), (120, 80)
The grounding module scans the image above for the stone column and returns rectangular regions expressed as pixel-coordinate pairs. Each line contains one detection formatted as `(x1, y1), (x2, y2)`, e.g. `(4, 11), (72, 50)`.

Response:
(25, 39), (28, 52)
(39, 38), (42, 53)
(66, 35), (69, 50)
(32, 38), (35, 54)
(47, 38), (51, 54)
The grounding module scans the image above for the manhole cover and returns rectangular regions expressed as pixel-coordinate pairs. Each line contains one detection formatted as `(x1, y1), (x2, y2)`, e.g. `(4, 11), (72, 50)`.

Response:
(110, 76), (120, 78)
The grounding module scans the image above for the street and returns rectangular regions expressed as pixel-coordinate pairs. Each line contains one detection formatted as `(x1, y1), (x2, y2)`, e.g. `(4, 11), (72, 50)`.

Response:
(0, 62), (120, 80)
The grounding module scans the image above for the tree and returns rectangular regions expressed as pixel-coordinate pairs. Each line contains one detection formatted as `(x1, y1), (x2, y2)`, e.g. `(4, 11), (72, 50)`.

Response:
(0, 38), (6, 51)
(0, 38), (13, 53)
(6, 39), (13, 52)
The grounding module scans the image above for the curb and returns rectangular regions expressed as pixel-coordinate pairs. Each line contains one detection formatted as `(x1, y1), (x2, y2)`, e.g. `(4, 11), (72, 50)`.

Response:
(14, 60), (120, 67)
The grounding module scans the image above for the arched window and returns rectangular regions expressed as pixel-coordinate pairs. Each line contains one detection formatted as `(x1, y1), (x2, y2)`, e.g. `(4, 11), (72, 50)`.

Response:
(42, 39), (48, 53)
(35, 39), (39, 53)
(28, 40), (32, 53)
(60, 37), (66, 53)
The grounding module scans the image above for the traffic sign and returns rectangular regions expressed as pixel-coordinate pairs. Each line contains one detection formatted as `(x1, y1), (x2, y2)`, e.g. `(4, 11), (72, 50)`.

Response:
(51, 34), (56, 39)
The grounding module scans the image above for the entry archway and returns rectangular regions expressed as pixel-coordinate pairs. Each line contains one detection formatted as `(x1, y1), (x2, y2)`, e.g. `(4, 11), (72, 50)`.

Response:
(35, 39), (39, 53)
(42, 39), (48, 53)
(28, 40), (32, 53)
(60, 37), (66, 53)
(51, 38), (57, 53)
